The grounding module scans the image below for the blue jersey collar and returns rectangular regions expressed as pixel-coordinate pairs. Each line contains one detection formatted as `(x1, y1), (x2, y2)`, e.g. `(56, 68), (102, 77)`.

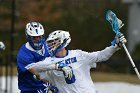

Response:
(55, 50), (68, 58)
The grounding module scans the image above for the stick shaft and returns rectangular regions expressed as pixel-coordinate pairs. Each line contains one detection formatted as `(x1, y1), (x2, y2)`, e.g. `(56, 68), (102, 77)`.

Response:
(122, 43), (140, 79)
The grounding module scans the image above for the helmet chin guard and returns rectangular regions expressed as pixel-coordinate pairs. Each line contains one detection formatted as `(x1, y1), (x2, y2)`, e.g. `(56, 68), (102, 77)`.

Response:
(46, 30), (71, 56)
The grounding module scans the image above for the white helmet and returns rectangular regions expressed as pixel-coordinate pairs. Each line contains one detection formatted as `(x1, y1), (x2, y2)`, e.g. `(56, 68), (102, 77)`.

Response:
(25, 22), (45, 50)
(46, 30), (71, 56)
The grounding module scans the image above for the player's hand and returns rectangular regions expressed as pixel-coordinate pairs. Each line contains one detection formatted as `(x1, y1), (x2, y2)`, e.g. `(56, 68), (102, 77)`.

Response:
(47, 85), (59, 93)
(118, 33), (127, 44)
(111, 33), (127, 48)
(61, 66), (73, 80)
(55, 63), (73, 80)
(0, 41), (6, 50)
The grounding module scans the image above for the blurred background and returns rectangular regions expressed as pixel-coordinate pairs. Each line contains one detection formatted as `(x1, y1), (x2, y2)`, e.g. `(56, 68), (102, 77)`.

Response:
(0, 0), (140, 93)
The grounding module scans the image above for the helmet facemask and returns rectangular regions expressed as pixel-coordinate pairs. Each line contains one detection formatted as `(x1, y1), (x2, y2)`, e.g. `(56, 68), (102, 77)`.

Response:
(47, 38), (63, 57)
(27, 35), (45, 50)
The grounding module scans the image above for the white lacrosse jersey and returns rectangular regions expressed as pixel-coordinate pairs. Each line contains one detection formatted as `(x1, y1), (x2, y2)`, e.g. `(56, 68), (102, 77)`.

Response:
(39, 46), (117, 93)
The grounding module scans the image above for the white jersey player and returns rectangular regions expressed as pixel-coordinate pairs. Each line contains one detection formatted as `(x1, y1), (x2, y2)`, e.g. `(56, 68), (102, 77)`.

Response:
(27, 30), (127, 93)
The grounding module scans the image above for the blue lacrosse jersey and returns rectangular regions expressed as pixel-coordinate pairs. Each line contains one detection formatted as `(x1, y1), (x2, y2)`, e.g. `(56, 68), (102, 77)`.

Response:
(17, 42), (50, 91)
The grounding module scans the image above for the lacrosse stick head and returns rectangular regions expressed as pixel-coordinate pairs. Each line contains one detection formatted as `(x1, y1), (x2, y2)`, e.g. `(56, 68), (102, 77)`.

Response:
(106, 10), (124, 36)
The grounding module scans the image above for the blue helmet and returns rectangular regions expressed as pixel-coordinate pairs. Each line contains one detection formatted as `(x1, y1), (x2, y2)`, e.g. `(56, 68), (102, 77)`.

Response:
(25, 22), (45, 50)
(46, 30), (71, 57)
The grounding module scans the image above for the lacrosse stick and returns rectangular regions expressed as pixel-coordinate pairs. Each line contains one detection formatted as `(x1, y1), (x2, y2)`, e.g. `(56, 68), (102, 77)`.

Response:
(106, 10), (140, 79)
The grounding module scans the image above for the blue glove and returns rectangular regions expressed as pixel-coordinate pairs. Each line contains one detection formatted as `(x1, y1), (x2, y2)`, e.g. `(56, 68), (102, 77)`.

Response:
(111, 33), (127, 47)
(57, 62), (67, 69)
(47, 85), (59, 93)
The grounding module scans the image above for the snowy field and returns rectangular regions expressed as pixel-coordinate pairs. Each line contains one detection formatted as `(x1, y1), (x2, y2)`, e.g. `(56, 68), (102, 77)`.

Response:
(0, 76), (140, 93)
(95, 82), (140, 93)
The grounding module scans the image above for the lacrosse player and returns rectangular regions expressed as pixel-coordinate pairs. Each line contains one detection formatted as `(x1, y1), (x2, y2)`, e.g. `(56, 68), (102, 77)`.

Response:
(0, 41), (5, 50)
(27, 26), (127, 93)
(16, 22), (58, 93)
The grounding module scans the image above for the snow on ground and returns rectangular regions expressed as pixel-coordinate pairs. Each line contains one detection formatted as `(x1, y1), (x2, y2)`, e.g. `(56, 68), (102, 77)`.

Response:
(95, 82), (140, 93)
(0, 76), (140, 93)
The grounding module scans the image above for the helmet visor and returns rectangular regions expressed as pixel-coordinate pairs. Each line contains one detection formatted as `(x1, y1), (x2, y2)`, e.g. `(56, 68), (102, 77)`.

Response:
(30, 36), (43, 43)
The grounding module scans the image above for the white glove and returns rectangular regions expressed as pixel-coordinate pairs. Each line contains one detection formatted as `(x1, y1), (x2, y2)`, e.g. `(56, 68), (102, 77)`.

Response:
(111, 33), (127, 48)
(0, 41), (6, 50)
(55, 63), (73, 80)
(61, 66), (73, 80)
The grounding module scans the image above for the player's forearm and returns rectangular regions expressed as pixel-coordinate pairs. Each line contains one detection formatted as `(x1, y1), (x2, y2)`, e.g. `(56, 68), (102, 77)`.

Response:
(26, 62), (56, 73)
(96, 45), (118, 62)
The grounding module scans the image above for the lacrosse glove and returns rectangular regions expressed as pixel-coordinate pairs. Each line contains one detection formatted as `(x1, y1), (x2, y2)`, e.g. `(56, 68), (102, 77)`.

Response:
(55, 63), (76, 84)
(111, 33), (127, 48)
(47, 85), (59, 93)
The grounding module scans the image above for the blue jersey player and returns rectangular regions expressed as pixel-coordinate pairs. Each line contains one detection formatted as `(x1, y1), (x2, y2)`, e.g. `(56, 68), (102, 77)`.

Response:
(17, 22), (58, 93)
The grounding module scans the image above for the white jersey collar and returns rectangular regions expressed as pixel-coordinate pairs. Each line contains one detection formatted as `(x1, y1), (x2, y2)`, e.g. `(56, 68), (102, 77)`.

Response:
(25, 42), (45, 56)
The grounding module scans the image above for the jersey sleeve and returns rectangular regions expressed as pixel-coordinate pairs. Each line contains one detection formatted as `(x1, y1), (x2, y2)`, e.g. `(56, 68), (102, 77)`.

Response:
(17, 47), (36, 72)
(39, 71), (55, 84)
(90, 63), (97, 68)
(79, 46), (118, 65)
(25, 59), (56, 73)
